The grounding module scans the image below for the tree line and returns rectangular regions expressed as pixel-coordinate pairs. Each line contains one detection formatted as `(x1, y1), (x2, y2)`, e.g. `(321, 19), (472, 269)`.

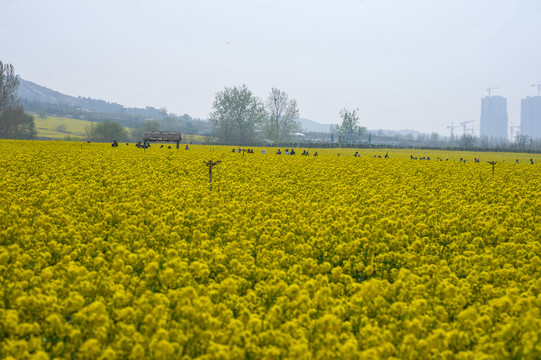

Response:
(209, 85), (364, 145)
(2, 60), (365, 144)
(0, 62), (36, 139)
(209, 85), (300, 145)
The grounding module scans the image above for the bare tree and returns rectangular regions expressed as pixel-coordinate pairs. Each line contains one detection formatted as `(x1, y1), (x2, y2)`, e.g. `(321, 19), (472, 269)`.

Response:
(514, 134), (529, 150)
(0, 62), (20, 137)
(459, 134), (476, 148)
(209, 85), (267, 144)
(0, 62), (19, 112)
(264, 88), (300, 145)
(0, 61), (36, 139)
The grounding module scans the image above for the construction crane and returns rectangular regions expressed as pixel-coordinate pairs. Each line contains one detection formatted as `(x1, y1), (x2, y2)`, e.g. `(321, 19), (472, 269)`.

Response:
(447, 123), (461, 138)
(532, 81), (541, 96)
(486, 85), (500, 97)
(510, 125), (521, 140)
(460, 120), (475, 136)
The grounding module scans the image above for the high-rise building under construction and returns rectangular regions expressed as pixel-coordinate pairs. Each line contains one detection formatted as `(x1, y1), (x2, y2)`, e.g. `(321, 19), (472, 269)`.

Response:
(480, 95), (508, 139)
(520, 96), (541, 140)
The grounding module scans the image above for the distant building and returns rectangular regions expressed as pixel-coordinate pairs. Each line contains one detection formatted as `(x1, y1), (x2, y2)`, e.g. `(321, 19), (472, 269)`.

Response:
(480, 95), (508, 139)
(520, 96), (541, 140)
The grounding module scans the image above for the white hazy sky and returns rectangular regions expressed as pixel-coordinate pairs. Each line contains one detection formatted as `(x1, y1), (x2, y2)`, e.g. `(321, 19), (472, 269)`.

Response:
(2, 0), (540, 134)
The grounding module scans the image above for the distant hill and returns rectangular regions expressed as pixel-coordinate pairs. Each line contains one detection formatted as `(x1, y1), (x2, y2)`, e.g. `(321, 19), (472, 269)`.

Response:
(18, 77), (125, 113)
(297, 118), (422, 136)
(18, 77), (165, 120)
(298, 118), (334, 133)
(17, 77), (212, 135)
(369, 129), (422, 136)
(18, 77), (81, 107)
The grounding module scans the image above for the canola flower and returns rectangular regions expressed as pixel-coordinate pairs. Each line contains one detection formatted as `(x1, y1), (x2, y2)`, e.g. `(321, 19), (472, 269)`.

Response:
(1, 140), (541, 359)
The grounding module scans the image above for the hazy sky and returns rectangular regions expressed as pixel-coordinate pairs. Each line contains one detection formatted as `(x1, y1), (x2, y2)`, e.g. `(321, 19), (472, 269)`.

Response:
(2, 0), (540, 134)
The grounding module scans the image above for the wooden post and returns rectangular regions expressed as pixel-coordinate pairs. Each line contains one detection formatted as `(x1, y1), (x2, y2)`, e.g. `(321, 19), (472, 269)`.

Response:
(204, 160), (221, 191)
(487, 161), (497, 175)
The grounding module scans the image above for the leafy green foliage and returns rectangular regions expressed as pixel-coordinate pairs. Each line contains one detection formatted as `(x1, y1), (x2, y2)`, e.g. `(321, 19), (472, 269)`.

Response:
(88, 120), (128, 142)
(0, 61), (36, 139)
(130, 120), (161, 141)
(210, 85), (267, 144)
(337, 108), (366, 137)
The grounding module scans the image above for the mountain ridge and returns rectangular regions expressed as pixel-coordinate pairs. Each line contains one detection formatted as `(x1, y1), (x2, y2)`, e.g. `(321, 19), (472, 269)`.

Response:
(18, 77), (82, 107)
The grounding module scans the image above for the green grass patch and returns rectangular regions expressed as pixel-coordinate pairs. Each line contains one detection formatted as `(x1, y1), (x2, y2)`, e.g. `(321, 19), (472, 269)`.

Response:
(33, 115), (97, 139)
(32, 114), (214, 142)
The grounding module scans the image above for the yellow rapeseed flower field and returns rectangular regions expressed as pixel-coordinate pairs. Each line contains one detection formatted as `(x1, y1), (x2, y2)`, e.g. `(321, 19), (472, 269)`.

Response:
(1, 140), (541, 359)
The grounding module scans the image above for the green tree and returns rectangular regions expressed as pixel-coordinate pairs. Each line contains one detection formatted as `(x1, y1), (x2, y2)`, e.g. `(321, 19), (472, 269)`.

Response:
(264, 88), (300, 145)
(90, 120), (128, 142)
(130, 120), (160, 141)
(338, 108), (360, 135)
(337, 108), (366, 143)
(16, 112), (37, 139)
(209, 85), (267, 144)
(0, 61), (36, 139)
(159, 107), (168, 118)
